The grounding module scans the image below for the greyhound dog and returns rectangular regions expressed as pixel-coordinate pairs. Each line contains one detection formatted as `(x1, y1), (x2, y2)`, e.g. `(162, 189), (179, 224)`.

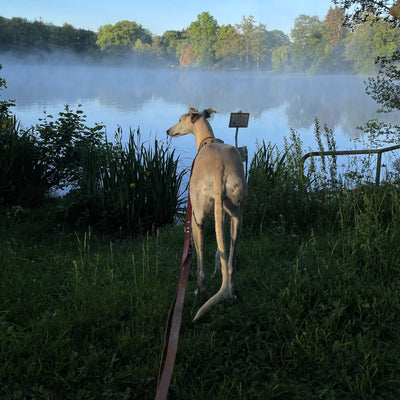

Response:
(167, 107), (247, 321)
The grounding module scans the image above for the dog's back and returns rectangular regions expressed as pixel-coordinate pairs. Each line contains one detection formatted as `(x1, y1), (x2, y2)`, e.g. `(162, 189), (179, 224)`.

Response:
(191, 143), (246, 211)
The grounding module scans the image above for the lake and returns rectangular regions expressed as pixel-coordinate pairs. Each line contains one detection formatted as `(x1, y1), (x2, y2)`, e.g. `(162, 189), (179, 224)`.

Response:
(2, 61), (399, 172)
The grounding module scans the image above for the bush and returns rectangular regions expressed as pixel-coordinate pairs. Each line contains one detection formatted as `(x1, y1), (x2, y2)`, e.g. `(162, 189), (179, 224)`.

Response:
(0, 91), (185, 233)
(0, 65), (46, 207)
(62, 127), (186, 235)
(0, 115), (46, 207)
(35, 105), (104, 192)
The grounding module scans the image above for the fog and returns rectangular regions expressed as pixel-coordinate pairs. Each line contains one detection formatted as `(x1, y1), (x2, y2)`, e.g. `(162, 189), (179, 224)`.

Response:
(2, 56), (400, 168)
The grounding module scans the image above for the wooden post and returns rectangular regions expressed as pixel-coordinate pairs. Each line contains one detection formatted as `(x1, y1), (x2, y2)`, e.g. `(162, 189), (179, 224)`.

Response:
(376, 152), (382, 185)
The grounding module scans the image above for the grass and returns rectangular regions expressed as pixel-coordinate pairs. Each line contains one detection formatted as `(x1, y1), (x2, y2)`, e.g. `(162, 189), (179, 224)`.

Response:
(1, 188), (400, 399)
(2, 100), (400, 398)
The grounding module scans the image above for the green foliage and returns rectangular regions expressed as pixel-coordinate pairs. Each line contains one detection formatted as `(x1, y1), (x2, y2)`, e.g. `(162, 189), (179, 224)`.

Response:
(245, 122), (341, 236)
(0, 65), (45, 207)
(0, 16), (98, 56)
(63, 127), (186, 235)
(360, 52), (400, 145)
(96, 20), (152, 57)
(188, 12), (219, 68)
(0, 74), (185, 234)
(334, 0), (400, 26)
(271, 45), (290, 71)
(0, 115), (46, 207)
(357, 49), (400, 147)
(35, 105), (104, 191)
(213, 24), (241, 69)
(1, 178), (400, 398)
(366, 50), (400, 113)
(290, 14), (332, 73)
(2, 8), (400, 72)
(344, 13), (400, 74)
(160, 30), (188, 64)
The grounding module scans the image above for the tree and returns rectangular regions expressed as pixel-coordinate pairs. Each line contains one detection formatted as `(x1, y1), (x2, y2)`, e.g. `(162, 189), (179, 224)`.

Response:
(335, 0), (400, 145)
(150, 36), (165, 62)
(391, 1), (400, 19)
(214, 24), (241, 68)
(290, 14), (327, 72)
(264, 30), (290, 70)
(236, 16), (257, 68)
(319, 6), (350, 72)
(344, 13), (400, 73)
(159, 30), (187, 65)
(51, 23), (98, 54)
(272, 45), (290, 71)
(252, 22), (269, 70)
(133, 38), (157, 65)
(96, 20), (152, 56)
(334, 0), (400, 25)
(268, 30), (290, 48)
(324, 6), (347, 47)
(188, 12), (219, 68)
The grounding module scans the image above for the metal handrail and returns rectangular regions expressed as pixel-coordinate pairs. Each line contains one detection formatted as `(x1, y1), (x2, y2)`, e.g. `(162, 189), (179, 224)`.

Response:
(302, 144), (400, 185)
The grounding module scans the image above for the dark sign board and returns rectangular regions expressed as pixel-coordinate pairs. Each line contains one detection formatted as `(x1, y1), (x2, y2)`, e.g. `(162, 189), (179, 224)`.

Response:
(229, 112), (249, 128)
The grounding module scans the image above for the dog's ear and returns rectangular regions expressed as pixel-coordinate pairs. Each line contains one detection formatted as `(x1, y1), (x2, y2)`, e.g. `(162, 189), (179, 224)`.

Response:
(202, 108), (218, 119)
(189, 107), (200, 122)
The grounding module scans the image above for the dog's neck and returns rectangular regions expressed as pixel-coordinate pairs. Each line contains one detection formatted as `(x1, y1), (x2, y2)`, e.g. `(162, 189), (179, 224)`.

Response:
(193, 117), (215, 151)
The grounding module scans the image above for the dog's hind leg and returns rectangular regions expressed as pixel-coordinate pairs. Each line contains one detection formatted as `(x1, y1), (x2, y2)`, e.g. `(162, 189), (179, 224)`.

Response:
(212, 211), (225, 278)
(193, 177), (231, 321)
(192, 211), (206, 294)
(227, 212), (242, 297)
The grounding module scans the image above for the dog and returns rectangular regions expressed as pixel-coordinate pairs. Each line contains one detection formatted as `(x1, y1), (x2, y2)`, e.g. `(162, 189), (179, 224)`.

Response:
(167, 107), (247, 321)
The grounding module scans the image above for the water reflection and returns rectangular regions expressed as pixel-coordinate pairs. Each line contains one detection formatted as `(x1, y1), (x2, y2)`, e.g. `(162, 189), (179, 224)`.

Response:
(2, 63), (400, 142)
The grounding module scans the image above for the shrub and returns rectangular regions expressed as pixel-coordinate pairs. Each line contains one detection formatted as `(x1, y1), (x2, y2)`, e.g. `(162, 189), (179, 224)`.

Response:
(0, 64), (46, 207)
(0, 115), (46, 207)
(35, 105), (105, 192)
(62, 127), (186, 235)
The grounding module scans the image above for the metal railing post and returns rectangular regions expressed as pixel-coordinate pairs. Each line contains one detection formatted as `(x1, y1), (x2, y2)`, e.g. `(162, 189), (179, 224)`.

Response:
(301, 144), (400, 185)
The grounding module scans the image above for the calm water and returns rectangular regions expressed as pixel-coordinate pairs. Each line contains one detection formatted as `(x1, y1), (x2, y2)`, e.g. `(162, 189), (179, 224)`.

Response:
(3, 62), (399, 171)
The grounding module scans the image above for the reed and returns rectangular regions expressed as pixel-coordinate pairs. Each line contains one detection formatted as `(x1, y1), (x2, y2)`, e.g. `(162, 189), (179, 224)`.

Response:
(68, 126), (186, 235)
(0, 113), (45, 207)
(245, 120), (341, 236)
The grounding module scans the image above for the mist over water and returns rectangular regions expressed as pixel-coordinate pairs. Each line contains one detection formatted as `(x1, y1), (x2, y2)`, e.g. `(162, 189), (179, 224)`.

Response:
(2, 58), (400, 170)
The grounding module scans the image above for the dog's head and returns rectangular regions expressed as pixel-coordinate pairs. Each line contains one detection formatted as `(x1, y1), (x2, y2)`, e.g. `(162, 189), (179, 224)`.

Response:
(166, 107), (218, 138)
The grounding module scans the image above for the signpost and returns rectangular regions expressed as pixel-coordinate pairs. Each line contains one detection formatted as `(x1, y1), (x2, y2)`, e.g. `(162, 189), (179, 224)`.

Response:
(229, 111), (249, 147)
(229, 111), (249, 176)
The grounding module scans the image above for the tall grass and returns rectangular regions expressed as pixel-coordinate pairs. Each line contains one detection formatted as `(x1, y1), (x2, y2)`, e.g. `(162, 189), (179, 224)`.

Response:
(0, 114), (46, 207)
(65, 126), (186, 234)
(245, 122), (341, 236)
(1, 183), (400, 399)
(0, 103), (185, 235)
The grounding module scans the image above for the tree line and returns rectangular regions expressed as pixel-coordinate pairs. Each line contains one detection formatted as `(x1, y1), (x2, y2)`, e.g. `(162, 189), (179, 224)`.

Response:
(1, 7), (400, 73)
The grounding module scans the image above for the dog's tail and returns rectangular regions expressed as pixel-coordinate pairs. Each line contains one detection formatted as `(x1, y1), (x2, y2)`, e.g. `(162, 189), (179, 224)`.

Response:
(193, 166), (232, 321)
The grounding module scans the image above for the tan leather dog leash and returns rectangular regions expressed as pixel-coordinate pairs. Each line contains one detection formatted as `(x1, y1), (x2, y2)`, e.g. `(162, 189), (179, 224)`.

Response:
(155, 157), (196, 400)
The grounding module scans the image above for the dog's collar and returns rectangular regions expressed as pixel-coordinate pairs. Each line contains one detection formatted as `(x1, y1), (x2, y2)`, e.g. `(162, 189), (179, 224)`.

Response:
(198, 136), (224, 151)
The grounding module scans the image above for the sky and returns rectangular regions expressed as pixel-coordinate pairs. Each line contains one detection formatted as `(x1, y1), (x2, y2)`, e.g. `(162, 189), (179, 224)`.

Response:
(1, 0), (336, 36)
